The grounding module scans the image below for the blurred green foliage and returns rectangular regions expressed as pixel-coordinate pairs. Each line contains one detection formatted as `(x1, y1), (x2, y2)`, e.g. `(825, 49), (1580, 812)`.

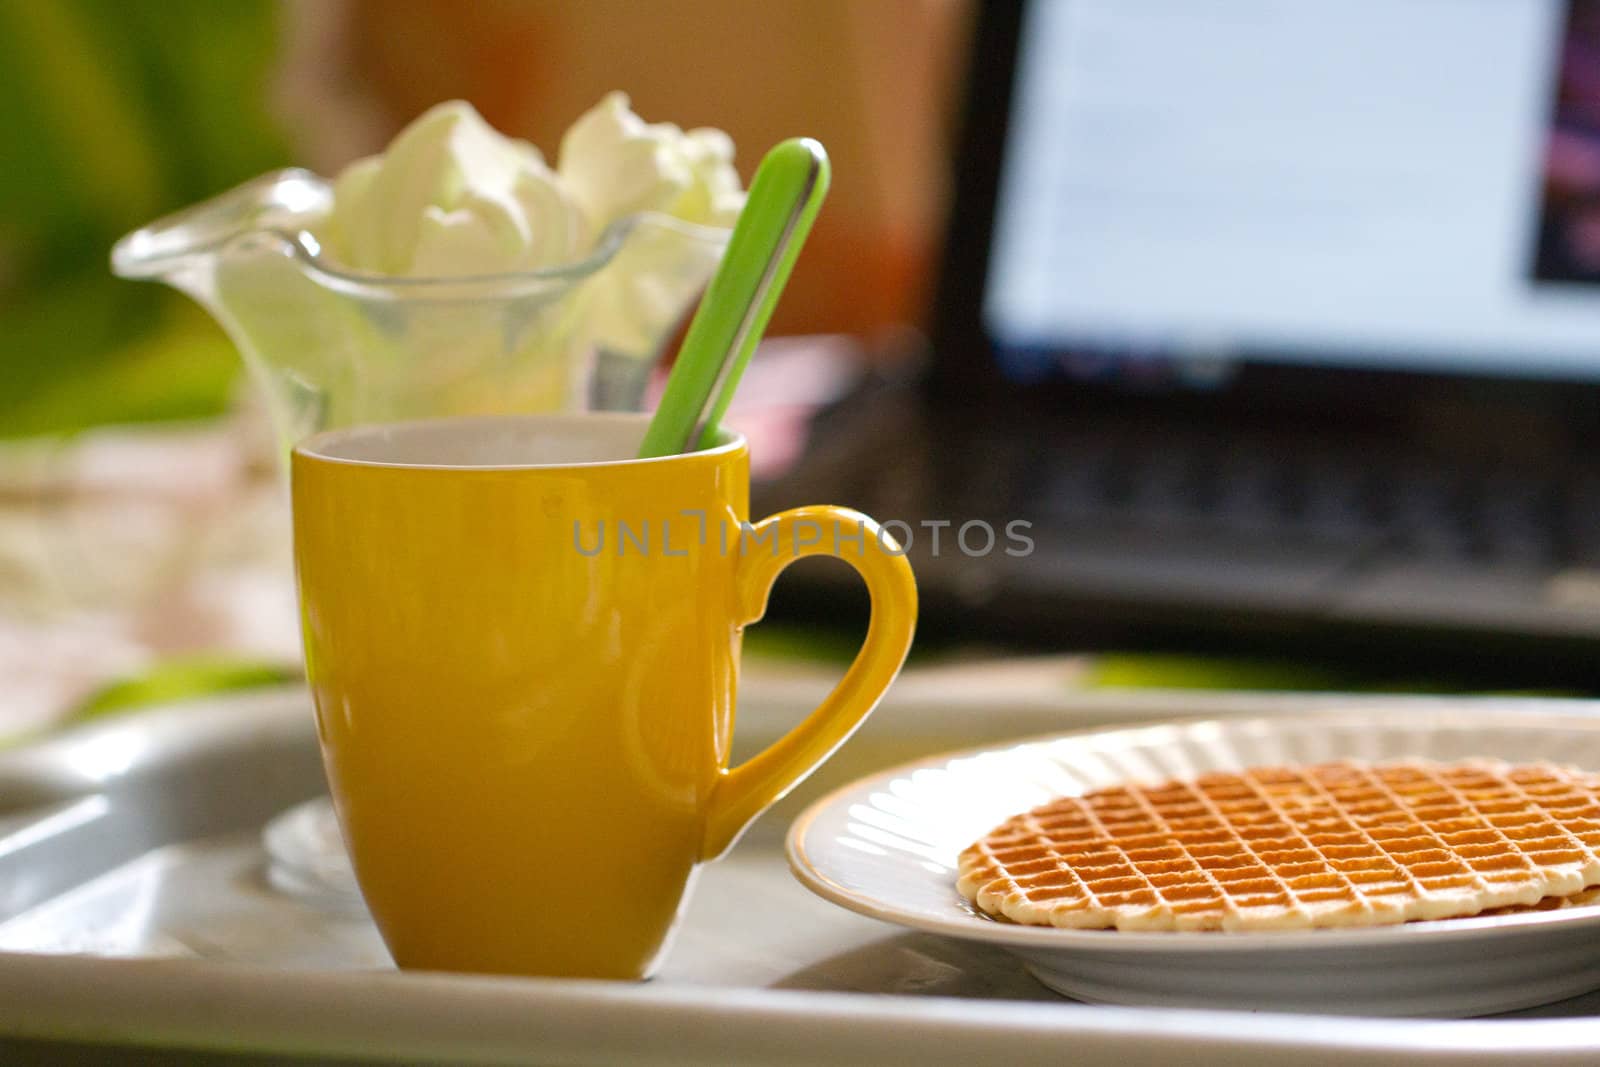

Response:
(0, 0), (290, 437)
(68, 656), (299, 725)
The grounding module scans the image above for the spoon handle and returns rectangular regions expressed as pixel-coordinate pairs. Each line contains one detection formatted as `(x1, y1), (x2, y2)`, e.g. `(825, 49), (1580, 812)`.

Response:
(637, 138), (831, 458)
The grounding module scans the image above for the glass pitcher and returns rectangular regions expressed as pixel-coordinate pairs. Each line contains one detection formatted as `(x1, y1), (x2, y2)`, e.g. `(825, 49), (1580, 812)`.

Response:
(112, 168), (732, 446)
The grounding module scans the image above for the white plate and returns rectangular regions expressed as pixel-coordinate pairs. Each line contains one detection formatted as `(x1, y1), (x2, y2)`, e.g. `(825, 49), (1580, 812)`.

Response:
(786, 710), (1600, 1018)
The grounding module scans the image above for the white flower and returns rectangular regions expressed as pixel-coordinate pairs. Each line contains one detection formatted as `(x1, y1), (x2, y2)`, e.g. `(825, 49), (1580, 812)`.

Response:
(316, 101), (588, 277)
(558, 91), (745, 235)
(287, 95), (740, 382)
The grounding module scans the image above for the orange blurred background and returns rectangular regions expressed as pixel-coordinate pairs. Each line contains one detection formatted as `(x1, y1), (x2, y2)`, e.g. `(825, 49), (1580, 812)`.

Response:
(278, 0), (972, 344)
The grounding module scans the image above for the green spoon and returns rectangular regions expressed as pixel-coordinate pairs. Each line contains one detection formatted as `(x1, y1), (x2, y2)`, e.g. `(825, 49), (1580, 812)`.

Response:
(637, 137), (831, 458)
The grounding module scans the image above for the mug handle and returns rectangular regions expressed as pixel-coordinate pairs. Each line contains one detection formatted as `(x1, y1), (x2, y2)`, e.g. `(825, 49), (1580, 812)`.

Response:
(701, 505), (918, 859)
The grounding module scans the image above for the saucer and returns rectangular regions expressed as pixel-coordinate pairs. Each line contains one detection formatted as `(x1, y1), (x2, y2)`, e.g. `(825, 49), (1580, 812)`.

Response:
(786, 709), (1600, 1017)
(262, 798), (365, 915)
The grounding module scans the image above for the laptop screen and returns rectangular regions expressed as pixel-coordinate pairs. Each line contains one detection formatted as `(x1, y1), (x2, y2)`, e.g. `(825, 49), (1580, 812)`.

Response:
(984, 0), (1600, 386)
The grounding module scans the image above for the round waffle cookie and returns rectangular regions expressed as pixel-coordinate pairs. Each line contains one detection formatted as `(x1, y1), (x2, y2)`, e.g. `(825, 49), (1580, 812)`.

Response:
(957, 758), (1600, 932)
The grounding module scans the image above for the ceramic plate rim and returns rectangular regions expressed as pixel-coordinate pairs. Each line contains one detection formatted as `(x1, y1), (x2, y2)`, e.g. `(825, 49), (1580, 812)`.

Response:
(785, 709), (1600, 954)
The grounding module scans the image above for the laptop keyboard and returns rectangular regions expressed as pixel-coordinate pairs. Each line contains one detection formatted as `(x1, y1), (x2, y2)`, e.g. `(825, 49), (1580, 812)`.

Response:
(756, 389), (1600, 643)
(976, 430), (1598, 570)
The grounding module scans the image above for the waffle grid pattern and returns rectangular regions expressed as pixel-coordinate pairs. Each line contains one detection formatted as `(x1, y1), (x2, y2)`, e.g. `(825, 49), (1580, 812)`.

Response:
(957, 759), (1600, 931)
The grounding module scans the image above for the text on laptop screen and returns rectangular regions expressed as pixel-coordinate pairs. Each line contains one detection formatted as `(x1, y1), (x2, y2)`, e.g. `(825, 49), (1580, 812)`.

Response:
(985, 0), (1600, 384)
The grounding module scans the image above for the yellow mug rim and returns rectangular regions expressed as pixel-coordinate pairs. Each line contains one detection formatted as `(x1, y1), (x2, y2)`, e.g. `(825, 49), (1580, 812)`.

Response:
(293, 412), (745, 472)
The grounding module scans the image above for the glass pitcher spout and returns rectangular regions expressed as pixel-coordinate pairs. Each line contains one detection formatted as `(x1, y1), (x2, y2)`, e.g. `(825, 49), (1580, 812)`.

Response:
(112, 169), (332, 285)
(112, 169), (731, 447)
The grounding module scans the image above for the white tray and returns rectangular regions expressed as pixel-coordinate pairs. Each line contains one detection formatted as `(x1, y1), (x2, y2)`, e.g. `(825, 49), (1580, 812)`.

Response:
(2, 675), (1600, 1064)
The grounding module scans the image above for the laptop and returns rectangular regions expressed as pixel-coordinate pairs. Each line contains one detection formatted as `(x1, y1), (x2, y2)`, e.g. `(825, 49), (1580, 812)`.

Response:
(758, 0), (1600, 672)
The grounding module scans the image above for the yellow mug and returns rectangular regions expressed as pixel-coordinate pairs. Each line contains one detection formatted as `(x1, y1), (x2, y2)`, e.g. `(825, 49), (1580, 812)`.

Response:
(291, 413), (917, 978)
